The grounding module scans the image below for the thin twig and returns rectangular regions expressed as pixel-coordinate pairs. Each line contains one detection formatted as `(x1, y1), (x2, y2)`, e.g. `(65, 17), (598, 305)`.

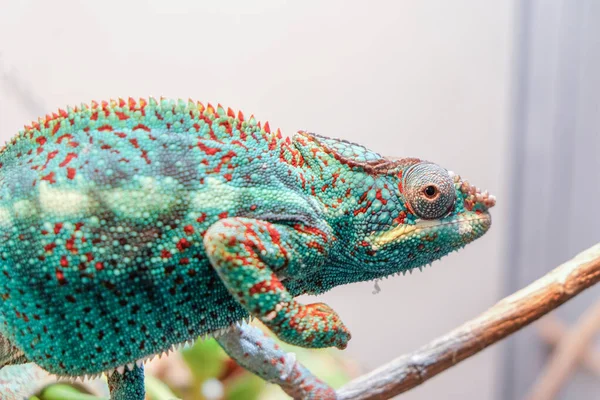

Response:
(525, 299), (600, 400)
(337, 243), (600, 400)
(536, 315), (600, 376)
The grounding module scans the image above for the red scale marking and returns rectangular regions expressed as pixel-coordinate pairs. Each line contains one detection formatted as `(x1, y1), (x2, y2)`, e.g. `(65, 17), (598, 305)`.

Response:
(55, 268), (66, 285)
(44, 242), (56, 252)
(51, 122), (61, 135)
(161, 250), (172, 259)
(265, 223), (288, 266)
(58, 153), (77, 167)
(98, 125), (113, 132)
(42, 171), (56, 183)
(393, 211), (407, 224)
(209, 151), (237, 174)
(197, 141), (220, 156)
(353, 201), (372, 216)
(357, 191), (369, 204)
(43, 150), (59, 169)
(56, 134), (73, 144)
(231, 140), (248, 150)
(268, 137), (277, 151)
(133, 124), (151, 132)
(67, 168), (77, 179)
(115, 111), (129, 120)
(306, 241), (325, 253)
(397, 171), (404, 193)
(66, 237), (77, 253)
(331, 172), (339, 188)
(293, 224), (329, 242)
(249, 273), (284, 296)
(176, 238), (192, 251)
(140, 149), (151, 164)
(375, 189), (387, 205)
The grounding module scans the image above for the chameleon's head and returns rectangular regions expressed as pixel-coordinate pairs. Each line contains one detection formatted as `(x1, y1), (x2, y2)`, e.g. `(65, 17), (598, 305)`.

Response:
(292, 132), (495, 282)
(366, 160), (495, 274)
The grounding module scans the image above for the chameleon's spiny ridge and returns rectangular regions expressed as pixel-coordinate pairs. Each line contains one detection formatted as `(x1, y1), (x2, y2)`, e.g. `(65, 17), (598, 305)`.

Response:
(0, 97), (494, 399)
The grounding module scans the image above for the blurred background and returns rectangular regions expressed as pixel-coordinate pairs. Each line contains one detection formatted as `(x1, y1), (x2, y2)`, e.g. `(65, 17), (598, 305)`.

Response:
(0, 1), (599, 399)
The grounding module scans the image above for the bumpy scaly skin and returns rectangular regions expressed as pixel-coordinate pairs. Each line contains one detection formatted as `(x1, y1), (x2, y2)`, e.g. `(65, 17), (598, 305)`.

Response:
(107, 365), (145, 400)
(0, 98), (494, 399)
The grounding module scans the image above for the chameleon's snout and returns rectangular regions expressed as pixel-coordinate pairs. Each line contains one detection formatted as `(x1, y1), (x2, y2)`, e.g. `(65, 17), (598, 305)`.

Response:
(449, 171), (496, 213)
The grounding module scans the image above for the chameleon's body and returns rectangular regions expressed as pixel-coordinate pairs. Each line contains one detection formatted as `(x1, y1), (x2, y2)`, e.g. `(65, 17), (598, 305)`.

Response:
(0, 98), (494, 399)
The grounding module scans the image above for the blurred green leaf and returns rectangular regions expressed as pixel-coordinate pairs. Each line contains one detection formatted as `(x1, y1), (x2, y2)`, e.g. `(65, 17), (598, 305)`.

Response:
(40, 384), (105, 400)
(145, 374), (181, 400)
(181, 338), (228, 381)
(224, 373), (265, 400)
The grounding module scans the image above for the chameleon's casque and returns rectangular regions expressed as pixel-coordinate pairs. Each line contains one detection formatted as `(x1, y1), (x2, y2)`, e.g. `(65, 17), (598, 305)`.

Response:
(0, 98), (494, 399)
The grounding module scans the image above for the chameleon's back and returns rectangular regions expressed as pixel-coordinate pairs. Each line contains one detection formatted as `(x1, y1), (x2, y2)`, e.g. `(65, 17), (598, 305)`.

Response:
(0, 98), (296, 377)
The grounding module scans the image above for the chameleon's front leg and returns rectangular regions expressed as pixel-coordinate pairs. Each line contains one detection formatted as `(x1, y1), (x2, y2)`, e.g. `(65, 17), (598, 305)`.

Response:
(107, 365), (145, 400)
(204, 217), (350, 349)
(217, 322), (337, 399)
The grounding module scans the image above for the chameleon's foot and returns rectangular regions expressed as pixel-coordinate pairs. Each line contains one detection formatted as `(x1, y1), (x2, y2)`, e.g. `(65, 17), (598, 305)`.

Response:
(204, 218), (350, 349)
(107, 365), (145, 400)
(281, 302), (351, 350)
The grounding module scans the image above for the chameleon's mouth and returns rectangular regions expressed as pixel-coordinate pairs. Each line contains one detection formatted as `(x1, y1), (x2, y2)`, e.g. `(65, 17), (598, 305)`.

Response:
(370, 212), (491, 249)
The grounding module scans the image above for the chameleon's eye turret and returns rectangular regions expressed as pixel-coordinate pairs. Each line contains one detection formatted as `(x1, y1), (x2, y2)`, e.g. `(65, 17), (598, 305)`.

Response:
(403, 162), (455, 220)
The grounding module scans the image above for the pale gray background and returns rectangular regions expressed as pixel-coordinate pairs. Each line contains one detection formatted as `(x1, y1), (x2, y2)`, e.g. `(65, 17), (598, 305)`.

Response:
(0, 1), (598, 399)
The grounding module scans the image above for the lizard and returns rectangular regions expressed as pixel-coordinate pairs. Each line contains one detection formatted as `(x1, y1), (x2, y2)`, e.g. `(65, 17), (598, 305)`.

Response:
(0, 97), (495, 399)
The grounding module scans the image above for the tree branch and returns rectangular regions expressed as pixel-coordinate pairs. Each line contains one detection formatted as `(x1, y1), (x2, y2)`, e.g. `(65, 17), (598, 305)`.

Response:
(337, 243), (600, 400)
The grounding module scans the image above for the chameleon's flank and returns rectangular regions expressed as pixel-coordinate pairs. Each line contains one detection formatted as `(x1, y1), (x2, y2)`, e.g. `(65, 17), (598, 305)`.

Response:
(0, 98), (495, 399)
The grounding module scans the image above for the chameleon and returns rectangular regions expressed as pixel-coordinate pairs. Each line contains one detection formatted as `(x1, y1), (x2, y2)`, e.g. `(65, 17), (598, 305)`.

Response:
(0, 97), (495, 399)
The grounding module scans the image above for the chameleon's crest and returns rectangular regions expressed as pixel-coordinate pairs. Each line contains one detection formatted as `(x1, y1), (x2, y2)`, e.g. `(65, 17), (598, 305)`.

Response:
(293, 131), (421, 174)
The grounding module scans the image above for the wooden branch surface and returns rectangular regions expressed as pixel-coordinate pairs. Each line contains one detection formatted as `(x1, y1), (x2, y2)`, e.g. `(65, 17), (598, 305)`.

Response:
(337, 243), (600, 400)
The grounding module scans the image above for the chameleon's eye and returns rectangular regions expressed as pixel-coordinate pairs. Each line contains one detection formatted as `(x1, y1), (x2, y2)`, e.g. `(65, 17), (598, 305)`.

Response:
(423, 185), (438, 199)
(403, 163), (455, 220)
